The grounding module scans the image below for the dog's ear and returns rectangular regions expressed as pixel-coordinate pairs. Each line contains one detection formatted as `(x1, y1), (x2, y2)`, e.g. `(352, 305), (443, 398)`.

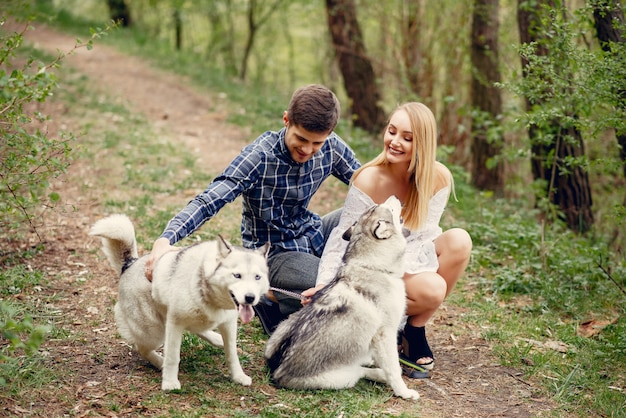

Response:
(257, 242), (271, 258)
(217, 234), (233, 257)
(372, 219), (394, 240)
(342, 221), (357, 241)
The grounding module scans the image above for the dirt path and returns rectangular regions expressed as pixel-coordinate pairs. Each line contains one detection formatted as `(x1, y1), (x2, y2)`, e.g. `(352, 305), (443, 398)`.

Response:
(4, 22), (562, 417)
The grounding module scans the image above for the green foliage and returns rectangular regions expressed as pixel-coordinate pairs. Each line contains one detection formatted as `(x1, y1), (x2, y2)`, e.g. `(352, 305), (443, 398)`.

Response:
(0, 5), (116, 394)
(2, 2), (623, 416)
(0, 11), (115, 238)
(0, 20), (70, 237)
(0, 265), (51, 388)
(452, 176), (626, 415)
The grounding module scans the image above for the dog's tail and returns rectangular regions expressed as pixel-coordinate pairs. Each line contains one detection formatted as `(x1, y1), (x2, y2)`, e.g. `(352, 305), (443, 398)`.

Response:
(89, 214), (138, 275)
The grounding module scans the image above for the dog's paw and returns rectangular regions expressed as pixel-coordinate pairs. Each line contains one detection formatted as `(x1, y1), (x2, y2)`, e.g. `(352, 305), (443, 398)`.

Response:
(232, 373), (252, 386)
(396, 388), (420, 400)
(161, 379), (181, 391)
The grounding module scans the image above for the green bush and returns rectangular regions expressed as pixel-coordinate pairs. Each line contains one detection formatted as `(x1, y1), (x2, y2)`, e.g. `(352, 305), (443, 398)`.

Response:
(0, 8), (114, 388)
(0, 10), (114, 239)
(0, 16), (74, 238)
(0, 264), (50, 388)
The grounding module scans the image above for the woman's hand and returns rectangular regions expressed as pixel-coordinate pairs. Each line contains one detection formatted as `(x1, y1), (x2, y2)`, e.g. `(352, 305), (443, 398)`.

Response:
(300, 284), (325, 306)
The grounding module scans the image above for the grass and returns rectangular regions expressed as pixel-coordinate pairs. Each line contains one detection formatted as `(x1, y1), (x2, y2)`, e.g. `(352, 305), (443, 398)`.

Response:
(2, 4), (625, 417)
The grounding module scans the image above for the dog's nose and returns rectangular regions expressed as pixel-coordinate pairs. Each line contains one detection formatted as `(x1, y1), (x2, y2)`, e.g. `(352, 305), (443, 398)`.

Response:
(245, 294), (256, 304)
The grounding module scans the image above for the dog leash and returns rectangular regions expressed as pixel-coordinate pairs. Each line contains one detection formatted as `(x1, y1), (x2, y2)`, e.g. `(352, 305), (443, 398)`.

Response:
(269, 286), (305, 300)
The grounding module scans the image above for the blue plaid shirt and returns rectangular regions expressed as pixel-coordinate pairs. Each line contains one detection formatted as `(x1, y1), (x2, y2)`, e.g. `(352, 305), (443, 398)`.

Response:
(161, 128), (360, 256)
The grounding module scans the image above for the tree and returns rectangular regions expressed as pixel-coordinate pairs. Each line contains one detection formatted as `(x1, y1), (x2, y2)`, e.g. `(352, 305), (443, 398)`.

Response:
(592, 0), (626, 184)
(325, 0), (386, 133)
(517, 0), (594, 232)
(106, 0), (131, 27)
(470, 0), (504, 194)
(239, 0), (283, 80)
(401, 0), (423, 99)
(206, 0), (238, 77)
(173, 8), (182, 50)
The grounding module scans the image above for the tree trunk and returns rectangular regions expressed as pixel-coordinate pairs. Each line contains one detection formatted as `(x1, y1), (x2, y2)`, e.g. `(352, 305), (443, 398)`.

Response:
(325, 0), (386, 133)
(470, 0), (504, 195)
(107, 0), (131, 27)
(517, 0), (594, 232)
(238, 0), (283, 80)
(402, 0), (422, 97)
(173, 9), (182, 51)
(592, 0), (626, 183)
(206, 2), (238, 77)
(239, 0), (256, 80)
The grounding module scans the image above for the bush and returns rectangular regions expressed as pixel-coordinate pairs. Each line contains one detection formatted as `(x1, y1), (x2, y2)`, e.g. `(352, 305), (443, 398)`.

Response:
(0, 10), (114, 239)
(0, 15), (74, 239)
(0, 7), (114, 388)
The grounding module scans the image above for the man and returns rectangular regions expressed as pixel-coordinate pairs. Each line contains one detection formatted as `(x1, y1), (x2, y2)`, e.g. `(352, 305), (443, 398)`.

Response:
(145, 84), (361, 334)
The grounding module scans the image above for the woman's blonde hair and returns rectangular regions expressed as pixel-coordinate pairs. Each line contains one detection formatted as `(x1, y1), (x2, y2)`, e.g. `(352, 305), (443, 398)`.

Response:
(352, 102), (449, 230)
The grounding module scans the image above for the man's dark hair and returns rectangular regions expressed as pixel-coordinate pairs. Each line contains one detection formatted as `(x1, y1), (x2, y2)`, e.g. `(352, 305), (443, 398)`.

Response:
(287, 84), (340, 133)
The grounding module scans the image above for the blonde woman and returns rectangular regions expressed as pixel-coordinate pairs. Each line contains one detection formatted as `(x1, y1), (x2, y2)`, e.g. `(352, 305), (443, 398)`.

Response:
(303, 102), (472, 378)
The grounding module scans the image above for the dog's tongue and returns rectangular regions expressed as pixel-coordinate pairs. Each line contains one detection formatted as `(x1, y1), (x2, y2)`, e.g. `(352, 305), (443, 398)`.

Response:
(238, 304), (254, 324)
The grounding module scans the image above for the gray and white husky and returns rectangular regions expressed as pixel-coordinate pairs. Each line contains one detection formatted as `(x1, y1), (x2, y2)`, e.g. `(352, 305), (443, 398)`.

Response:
(90, 214), (270, 391)
(264, 196), (419, 400)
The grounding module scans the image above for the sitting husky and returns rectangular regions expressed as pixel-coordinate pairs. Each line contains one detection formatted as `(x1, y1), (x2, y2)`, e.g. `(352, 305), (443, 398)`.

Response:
(264, 196), (419, 400)
(90, 214), (270, 391)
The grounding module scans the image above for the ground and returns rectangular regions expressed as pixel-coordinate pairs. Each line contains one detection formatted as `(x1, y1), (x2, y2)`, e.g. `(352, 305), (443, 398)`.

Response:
(2, 23), (564, 417)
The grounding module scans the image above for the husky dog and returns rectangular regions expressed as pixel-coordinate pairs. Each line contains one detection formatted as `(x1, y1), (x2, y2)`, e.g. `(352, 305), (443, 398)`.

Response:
(90, 214), (270, 391)
(264, 196), (419, 400)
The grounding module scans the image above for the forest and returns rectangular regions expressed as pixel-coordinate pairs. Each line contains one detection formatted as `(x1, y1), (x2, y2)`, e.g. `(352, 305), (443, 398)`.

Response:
(0, 0), (624, 416)
(96, 0), (626, 240)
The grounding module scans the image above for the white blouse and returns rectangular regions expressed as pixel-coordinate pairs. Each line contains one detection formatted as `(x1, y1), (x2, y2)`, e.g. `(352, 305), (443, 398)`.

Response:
(316, 185), (450, 286)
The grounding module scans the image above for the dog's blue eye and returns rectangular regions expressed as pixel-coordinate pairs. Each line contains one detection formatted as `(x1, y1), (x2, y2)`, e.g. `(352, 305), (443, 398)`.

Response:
(233, 273), (241, 279)
(255, 274), (261, 281)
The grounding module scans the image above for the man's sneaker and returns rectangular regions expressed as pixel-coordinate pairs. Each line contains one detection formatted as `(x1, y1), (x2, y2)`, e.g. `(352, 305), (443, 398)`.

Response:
(253, 297), (287, 335)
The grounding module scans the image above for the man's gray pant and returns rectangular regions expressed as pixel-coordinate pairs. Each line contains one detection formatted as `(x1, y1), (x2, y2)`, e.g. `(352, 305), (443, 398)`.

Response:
(267, 209), (342, 315)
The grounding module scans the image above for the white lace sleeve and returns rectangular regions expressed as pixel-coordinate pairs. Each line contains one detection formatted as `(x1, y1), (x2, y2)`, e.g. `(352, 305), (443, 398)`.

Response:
(404, 187), (449, 274)
(316, 186), (374, 287)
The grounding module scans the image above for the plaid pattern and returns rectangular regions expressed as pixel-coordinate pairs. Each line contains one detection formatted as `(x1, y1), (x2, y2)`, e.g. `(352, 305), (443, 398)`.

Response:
(161, 127), (360, 256)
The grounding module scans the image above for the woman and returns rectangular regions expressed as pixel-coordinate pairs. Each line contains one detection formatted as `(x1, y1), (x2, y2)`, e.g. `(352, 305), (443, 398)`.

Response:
(303, 102), (472, 378)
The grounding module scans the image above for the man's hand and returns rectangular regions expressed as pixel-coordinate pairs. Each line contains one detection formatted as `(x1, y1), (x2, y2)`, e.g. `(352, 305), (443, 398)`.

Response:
(300, 284), (325, 306)
(145, 237), (176, 282)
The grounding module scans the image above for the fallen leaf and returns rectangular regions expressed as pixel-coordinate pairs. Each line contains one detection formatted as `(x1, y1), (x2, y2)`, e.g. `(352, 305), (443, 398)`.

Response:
(577, 318), (618, 338)
(519, 338), (572, 353)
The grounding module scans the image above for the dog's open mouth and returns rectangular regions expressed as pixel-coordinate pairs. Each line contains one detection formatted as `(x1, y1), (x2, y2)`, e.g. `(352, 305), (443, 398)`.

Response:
(231, 293), (255, 324)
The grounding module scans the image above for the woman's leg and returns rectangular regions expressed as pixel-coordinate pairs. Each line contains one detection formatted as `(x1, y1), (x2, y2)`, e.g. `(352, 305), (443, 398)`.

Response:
(402, 228), (472, 367)
(434, 227), (472, 297)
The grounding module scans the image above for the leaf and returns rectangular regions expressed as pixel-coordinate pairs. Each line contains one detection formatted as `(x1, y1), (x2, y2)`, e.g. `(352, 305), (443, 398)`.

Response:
(577, 317), (618, 338)
(519, 338), (572, 353)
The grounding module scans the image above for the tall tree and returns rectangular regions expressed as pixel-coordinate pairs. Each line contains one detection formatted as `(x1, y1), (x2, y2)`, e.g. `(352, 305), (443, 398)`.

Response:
(240, 0), (283, 80)
(326, 0), (386, 133)
(470, 0), (504, 194)
(106, 0), (131, 27)
(173, 8), (182, 51)
(206, 1), (238, 77)
(517, 0), (594, 232)
(401, 0), (422, 98)
(592, 0), (626, 184)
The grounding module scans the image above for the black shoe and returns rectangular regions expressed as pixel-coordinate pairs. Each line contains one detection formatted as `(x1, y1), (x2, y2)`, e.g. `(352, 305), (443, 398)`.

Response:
(400, 325), (435, 371)
(253, 298), (287, 335)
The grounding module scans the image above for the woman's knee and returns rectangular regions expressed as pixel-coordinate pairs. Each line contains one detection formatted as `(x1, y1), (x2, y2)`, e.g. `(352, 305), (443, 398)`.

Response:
(438, 228), (472, 261)
(405, 273), (447, 307)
